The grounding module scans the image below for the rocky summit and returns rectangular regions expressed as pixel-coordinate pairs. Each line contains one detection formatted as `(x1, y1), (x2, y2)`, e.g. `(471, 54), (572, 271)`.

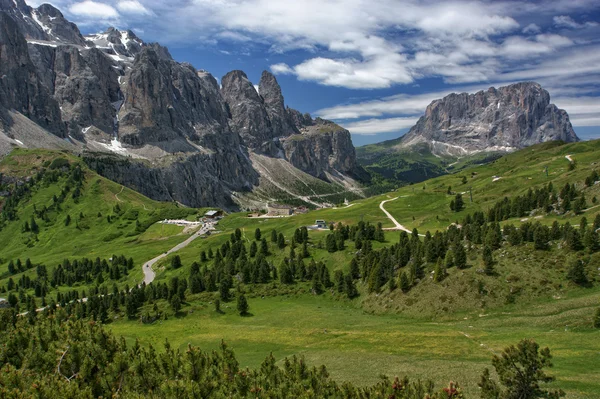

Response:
(399, 82), (579, 156)
(0, 1), (362, 209)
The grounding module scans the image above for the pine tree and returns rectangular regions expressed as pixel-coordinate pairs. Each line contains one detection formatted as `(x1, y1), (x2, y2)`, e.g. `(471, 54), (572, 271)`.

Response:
(325, 234), (338, 253)
(254, 228), (261, 241)
(344, 274), (358, 298)
(279, 261), (294, 284)
(277, 233), (286, 249)
(454, 193), (464, 212)
(168, 296), (180, 315)
(236, 294), (249, 316)
(29, 217), (38, 234)
(454, 243), (467, 269)
(444, 250), (454, 269)
(479, 339), (565, 399)
(260, 238), (269, 255)
(270, 229), (278, 243)
(171, 255), (182, 269)
(311, 274), (323, 294)
(584, 229), (599, 253)
(219, 277), (231, 301)
(533, 226), (549, 250)
(349, 258), (360, 279)
(567, 259), (587, 285)
(301, 241), (310, 258)
(433, 258), (445, 282)
(399, 272), (410, 292)
(249, 241), (257, 257)
(483, 245), (494, 275)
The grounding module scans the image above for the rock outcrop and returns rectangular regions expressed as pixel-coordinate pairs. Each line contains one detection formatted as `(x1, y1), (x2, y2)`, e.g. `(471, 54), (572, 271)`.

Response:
(282, 119), (358, 179)
(400, 82), (578, 155)
(0, 1), (362, 209)
(0, 12), (65, 137)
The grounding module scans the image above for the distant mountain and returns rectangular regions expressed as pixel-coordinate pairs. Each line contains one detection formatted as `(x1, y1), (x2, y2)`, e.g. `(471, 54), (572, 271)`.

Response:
(399, 82), (578, 156)
(356, 82), (578, 189)
(0, 0), (364, 210)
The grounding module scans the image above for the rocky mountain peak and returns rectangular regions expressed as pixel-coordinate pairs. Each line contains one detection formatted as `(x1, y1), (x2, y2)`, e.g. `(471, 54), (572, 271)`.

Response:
(1, 0), (86, 45)
(400, 81), (578, 156)
(259, 70), (284, 108)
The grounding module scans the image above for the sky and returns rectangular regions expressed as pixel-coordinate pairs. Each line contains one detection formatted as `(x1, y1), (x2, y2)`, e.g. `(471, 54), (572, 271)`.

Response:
(26, 0), (600, 146)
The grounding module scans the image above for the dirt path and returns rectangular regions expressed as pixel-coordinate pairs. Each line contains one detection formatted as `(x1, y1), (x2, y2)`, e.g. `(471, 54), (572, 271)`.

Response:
(142, 223), (213, 285)
(115, 186), (124, 202)
(379, 198), (412, 233)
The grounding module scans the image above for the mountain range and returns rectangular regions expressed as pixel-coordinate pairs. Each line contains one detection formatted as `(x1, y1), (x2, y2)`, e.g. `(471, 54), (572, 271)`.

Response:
(0, 0), (579, 208)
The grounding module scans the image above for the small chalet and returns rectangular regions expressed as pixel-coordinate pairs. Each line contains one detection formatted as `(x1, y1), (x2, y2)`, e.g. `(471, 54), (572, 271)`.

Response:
(204, 210), (222, 219)
(267, 203), (292, 216)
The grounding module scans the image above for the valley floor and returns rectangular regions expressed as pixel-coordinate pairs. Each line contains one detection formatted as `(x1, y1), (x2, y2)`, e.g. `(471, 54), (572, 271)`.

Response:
(109, 287), (600, 398)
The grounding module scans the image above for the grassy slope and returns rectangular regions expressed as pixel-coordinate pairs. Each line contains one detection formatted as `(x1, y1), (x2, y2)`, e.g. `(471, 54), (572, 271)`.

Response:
(110, 140), (600, 397)
(3, 142), (600, 397)
(382, 140), (600, 232)
(0, 148), (202, 288)
(109, 285), (600, 398)
(357, 139), (505, 189)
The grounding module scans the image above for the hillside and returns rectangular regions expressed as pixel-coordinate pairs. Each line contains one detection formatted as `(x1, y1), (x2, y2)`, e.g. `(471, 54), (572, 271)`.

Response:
(1, 141), (598, 396)
(0, 149), (204, 287)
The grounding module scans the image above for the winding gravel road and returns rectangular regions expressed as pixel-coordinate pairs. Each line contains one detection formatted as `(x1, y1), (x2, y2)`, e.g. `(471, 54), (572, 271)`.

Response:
(379, 197), (413, 233)
(142, 223), (213, 285)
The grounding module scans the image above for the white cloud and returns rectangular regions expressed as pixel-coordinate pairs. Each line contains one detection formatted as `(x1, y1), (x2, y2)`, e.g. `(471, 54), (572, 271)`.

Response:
(270, 63), (294, 74)
(553, 15), (598, 29)
(69, 0), (119, 18)
(117, 0), (151, 15)
(522, 23), (541, 34)
(342, 117), (420, 135)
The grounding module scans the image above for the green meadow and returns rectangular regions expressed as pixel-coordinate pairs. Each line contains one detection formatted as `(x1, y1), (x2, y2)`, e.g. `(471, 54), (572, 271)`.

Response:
(2, 141), (600, 397)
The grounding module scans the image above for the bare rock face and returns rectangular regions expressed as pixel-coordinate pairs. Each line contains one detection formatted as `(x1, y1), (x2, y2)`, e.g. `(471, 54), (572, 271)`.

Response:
(0, 1), (362, 209)
(0, 0), (86, 45)
(281, 119), (357, 179)
(118, 46), (234, 146)
(221, 70), (273, 150)
(400, 82), (578, 155)
(258, 70), (297, 137)
(0, 12), (65, 137)
(27, 44), (120, 138)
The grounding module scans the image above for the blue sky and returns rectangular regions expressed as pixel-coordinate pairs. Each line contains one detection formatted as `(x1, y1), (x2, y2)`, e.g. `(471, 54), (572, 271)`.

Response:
(28, 0), (600, 146)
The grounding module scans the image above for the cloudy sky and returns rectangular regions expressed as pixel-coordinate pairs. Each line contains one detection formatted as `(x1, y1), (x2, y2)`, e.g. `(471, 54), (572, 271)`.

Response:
(26, 0), (600, 145)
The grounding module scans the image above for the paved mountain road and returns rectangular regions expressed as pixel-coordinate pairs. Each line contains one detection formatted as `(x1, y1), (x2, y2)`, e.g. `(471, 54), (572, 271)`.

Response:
(142, 223), (213, 285)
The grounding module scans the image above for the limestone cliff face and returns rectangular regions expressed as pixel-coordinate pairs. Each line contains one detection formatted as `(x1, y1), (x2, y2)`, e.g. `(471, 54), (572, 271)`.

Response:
(400, 82), (578, 155)
(281, 119), (357, 179)
(119, 46), (233, 146)
(221, 70), (357, 178)
(0, 12), (65, 137)
(27, 44), (120, 138)
(0, 1), (362, 209)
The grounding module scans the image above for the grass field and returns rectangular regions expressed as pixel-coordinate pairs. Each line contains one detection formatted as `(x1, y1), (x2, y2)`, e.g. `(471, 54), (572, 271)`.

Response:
(109, 285), (600, 398)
